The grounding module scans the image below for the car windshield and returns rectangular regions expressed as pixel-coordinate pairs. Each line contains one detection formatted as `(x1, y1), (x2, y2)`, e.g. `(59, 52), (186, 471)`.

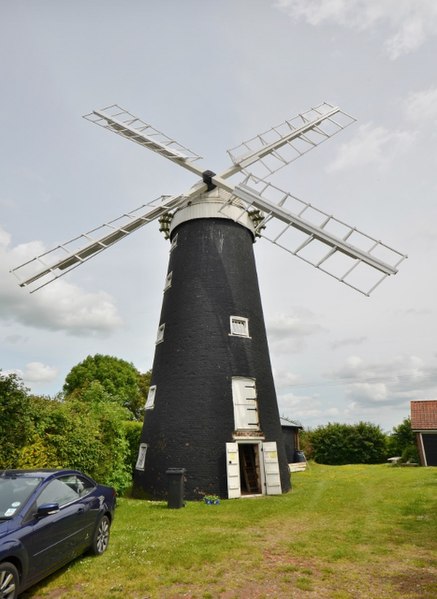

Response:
(0, 476), (43, 518)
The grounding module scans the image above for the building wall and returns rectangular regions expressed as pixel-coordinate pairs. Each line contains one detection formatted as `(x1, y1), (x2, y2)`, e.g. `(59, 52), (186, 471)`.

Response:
(281, 426), (300, 463)
(416, 431), (437, 466)
(134, 217), (290, 499)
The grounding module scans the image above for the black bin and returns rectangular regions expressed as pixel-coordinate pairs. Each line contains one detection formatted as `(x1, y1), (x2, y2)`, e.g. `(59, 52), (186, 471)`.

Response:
(166, 468), (186, 509)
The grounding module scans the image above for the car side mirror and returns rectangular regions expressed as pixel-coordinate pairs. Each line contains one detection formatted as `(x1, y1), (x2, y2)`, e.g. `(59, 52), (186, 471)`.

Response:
(36, 503), (59, 518)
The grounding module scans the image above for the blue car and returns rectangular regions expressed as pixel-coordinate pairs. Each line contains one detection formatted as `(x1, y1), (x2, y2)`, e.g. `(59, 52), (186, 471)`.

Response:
(0, 469), (116, 599)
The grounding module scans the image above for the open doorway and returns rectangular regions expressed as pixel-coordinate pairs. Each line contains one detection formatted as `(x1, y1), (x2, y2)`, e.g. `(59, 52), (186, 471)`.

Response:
(238, 443), (262, 495)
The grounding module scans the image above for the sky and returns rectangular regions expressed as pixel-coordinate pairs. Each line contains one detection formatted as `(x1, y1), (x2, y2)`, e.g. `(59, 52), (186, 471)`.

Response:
(1, 0), (437, 433)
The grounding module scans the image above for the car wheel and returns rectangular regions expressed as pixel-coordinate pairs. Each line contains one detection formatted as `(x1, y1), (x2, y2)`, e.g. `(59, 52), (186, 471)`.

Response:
(91, 514), (111, 555)
(0, 562), (19, 599)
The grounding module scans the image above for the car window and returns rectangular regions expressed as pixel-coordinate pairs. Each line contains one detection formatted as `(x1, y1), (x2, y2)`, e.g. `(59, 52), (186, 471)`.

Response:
(36, 478), (79, 508)
(76, 475), (95, 496)
(60, 474), (95, 497)
(0, 477), (43, 518)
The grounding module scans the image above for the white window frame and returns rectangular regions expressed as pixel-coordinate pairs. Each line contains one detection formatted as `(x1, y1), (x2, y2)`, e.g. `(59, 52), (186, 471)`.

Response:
(156, 323), (165, 344)
(232, 377), (259, 431)
(145, 385), (157, 410)
(135, 443), (148, 471)
(229, 316), (250, 338)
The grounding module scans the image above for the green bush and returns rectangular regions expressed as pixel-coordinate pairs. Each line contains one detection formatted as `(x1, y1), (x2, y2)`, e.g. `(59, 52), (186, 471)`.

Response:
(401, 445), (419, 463)
(309, 422), (387, 465)
(1, 366), (144, 494)
(0, 372), (33, 468)
(299, 429), (314, 460)
(14, 386), (133, 494)
(123, 420), (143, 473)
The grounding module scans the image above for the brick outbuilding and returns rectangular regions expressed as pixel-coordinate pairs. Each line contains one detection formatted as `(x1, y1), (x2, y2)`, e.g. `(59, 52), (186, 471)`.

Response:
(410, 400), (437, 466)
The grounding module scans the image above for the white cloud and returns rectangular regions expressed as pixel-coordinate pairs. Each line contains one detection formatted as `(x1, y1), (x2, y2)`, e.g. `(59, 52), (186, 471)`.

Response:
(327, 354), (437, 407)
(403, 86), (437, 125)
(330, 336), (367, 350)
(326, 123), (415, 172)
(347, 381), (388, 403)
(275, 0), (437, 59)
(4, 334), (29, 344)
(274, 369), (302, 389)
(0, 226), (122, 337)
(267, 309), (324, 353)
(23, 362), (58, 383)
(278, 392), (341, 424)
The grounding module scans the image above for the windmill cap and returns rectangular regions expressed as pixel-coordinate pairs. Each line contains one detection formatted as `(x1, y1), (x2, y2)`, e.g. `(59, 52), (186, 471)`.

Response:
(169, 188), (257, 238)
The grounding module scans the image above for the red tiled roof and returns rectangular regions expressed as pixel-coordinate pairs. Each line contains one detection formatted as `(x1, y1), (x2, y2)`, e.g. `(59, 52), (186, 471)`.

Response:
(410, 400), (437, 430)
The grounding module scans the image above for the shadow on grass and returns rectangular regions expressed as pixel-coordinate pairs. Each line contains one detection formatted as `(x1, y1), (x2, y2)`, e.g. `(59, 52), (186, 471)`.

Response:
(20, 555), (85, 598)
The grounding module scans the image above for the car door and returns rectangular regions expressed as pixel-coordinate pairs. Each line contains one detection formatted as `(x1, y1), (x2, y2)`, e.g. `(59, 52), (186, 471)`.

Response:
(66, 474), (101, 547)
(23, 477), (88, 583)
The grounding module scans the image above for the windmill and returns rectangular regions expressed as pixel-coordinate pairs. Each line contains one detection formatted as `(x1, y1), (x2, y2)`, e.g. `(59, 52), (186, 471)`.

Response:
(11, 103), (407, 500)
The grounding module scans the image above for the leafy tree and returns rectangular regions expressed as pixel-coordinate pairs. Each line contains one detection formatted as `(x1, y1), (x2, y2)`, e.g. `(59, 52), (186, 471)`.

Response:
(387, 417), (415, 455)
(309, 422), (387, 465)
(63, 354), (149, 419)
(387, 417), (419, 463)
(138, 370), (152, 406)
(0, 372), (33, 468)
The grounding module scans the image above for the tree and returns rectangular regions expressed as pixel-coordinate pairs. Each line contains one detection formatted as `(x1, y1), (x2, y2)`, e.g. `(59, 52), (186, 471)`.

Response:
(309, 422), (387, 465)
(0, 372), (32, 468)
(63, 354), (149, 419)
(387, 417), (419, 463)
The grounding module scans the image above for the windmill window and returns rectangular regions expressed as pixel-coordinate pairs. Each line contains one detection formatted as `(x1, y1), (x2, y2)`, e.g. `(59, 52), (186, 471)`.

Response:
(145, 385), (157, 410)
(156, 323), (165, 344)
(135, 443), (148, 471)
(170, 233), (178, 252)
(164, 271), (172, 291)
(230, 316), (249, 337)
(232, 377), (260, 431)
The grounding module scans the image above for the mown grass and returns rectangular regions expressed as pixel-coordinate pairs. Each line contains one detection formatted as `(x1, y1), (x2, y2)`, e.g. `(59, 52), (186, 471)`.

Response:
(24, 464), (437, 598)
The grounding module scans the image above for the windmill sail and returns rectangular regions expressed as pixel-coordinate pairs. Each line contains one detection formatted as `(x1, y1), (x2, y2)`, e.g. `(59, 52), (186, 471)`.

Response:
(83, 105), (204, 177)
(11, 194), (186, 292)
(226, 102), (356, 182)
(230, 177), (407, 296)
(12, 101), (406, 297)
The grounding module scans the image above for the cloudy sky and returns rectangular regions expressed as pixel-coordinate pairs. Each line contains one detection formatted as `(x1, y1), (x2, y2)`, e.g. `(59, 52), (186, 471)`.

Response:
(1, 0), (436, 432)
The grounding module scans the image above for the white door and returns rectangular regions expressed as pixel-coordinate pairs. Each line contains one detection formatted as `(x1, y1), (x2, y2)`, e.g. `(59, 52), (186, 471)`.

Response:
(262, 441), (282, 495)
(226, 442), (241, 498)
(232, 377), (259, 430)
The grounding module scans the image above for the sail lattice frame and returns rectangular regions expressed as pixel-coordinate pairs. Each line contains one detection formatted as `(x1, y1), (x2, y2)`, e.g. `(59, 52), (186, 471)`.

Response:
(83, 105), (202, 164)
(10, 195), (185, 292)
(227, 102), (356, 182)
(222, 176), (407, 296)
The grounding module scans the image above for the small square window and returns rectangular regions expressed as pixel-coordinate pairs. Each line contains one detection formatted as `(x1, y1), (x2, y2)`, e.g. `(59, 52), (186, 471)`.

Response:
(156, 324), (165, 344)
(145, 385), (157, 410)
(135, 444), (148, 471)
(230, 316), (249, 337)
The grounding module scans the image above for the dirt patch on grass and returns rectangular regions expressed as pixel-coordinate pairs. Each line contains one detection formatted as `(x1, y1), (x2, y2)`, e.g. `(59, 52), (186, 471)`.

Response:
(389, 569), (437, 598)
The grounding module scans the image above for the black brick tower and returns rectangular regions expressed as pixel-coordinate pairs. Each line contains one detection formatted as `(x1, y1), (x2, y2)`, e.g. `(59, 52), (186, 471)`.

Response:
(133, 190), (290, 500)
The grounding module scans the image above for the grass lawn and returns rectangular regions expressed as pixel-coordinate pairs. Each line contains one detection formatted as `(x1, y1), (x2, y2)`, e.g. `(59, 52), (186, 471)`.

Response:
(24, 463), (436, 598)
